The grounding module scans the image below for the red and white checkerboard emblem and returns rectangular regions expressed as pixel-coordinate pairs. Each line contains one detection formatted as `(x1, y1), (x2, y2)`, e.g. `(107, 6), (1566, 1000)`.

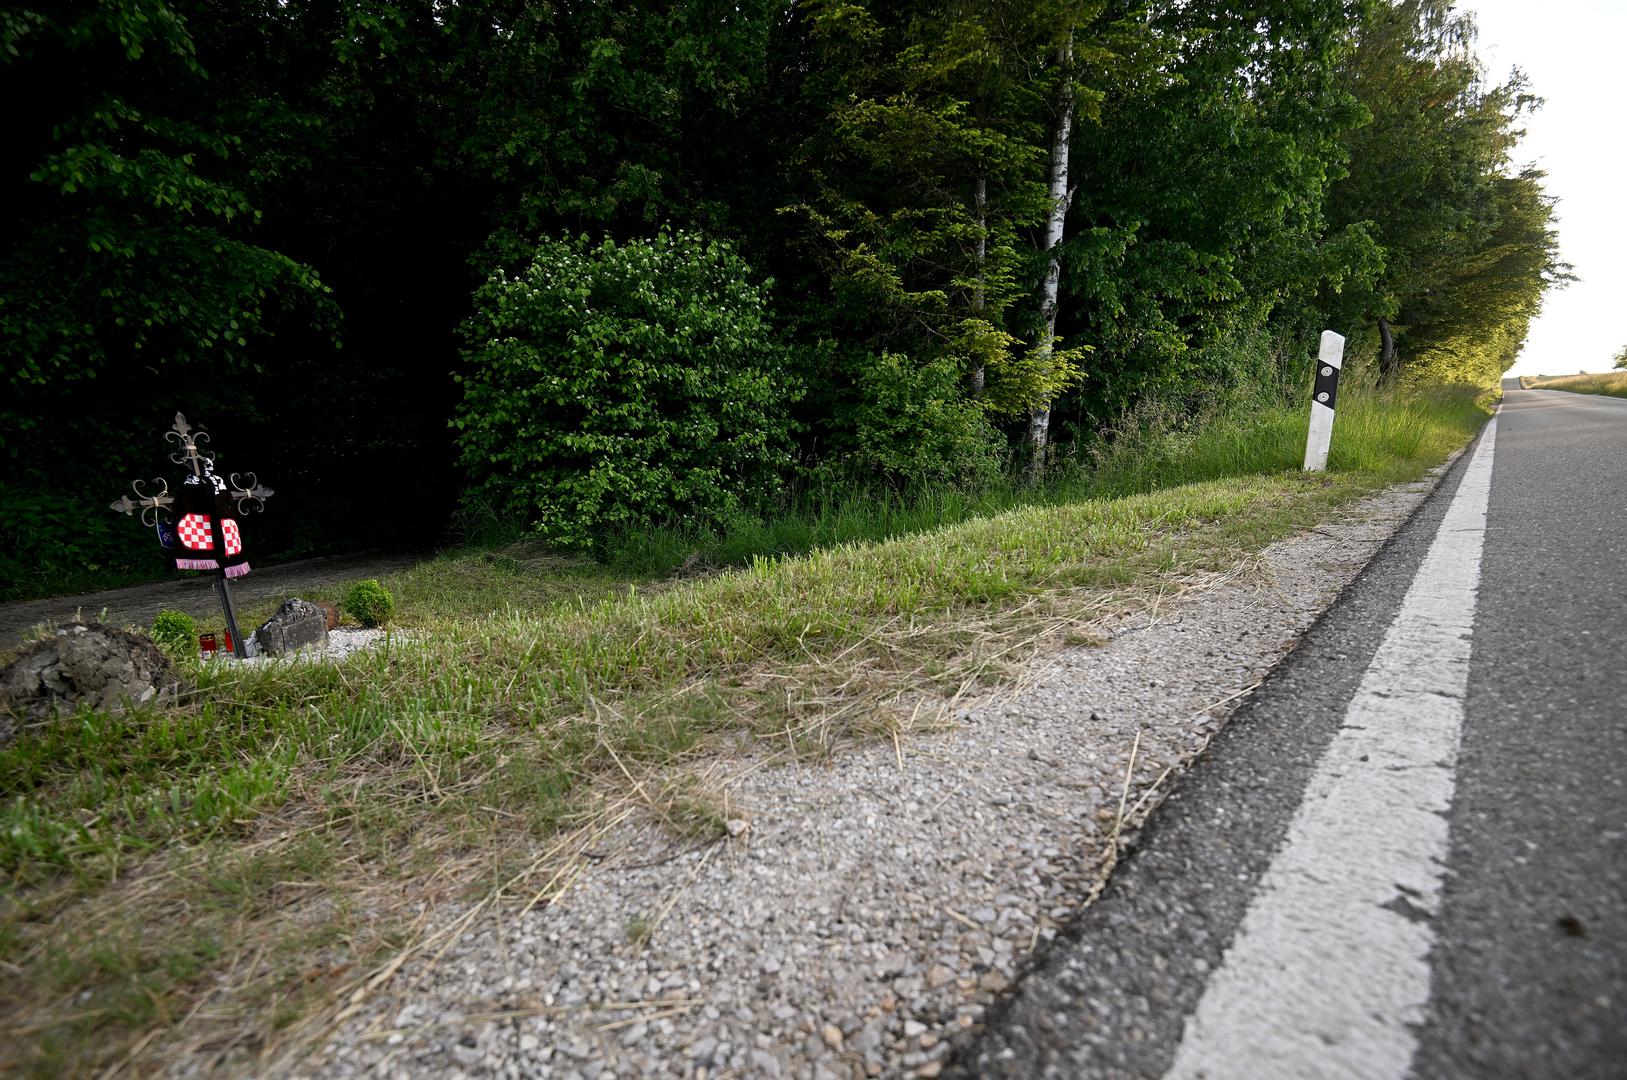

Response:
(177, 513), (214, 551)
(222, 518), (242, 557)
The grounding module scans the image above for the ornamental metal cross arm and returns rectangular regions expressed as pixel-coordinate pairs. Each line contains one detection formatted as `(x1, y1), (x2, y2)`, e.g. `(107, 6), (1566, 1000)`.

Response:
(109, 479), (175, 527)
(107, 413), (275, 522)
(165, 411), (212, 477)
(228, 472), (275, 515)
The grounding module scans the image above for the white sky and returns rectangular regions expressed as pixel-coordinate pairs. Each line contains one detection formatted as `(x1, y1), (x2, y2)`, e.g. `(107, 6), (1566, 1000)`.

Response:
(1457, 0), (1626, 375)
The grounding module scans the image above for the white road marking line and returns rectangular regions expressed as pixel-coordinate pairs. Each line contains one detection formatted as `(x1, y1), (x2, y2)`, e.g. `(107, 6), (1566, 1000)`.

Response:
(1164, 416), (1500, 1080)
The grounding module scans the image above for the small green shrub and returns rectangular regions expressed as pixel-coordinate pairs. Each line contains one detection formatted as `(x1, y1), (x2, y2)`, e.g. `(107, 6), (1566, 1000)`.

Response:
(150, 609), (197, 659)
(343, 579), (394, 628)
(453, 229), (801, 549)
(829, 351), (1006, 491)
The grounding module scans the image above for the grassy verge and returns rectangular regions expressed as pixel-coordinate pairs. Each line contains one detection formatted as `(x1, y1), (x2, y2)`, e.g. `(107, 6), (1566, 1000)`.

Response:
(601, 387), (1491, 576)
(1520, 371), (1627, 398)
(0, 387), (1488, 1076)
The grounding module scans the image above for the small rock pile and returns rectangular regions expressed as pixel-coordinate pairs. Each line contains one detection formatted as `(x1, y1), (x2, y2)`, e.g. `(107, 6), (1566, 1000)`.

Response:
(0, 623), (186, 742)
(228, 626), (396, 666)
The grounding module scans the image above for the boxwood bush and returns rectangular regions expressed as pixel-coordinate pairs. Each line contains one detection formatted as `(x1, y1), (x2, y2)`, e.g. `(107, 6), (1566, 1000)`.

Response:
(453, 230), (801, 549)
(343, 579), (394, 628)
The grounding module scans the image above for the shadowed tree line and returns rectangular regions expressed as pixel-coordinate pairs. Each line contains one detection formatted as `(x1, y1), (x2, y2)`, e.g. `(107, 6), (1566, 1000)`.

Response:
(0, 0), (1566, 598)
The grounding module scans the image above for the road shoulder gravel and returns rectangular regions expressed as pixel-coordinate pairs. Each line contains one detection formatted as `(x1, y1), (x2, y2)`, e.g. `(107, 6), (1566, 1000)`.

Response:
(265, 457), (1467, 1080)
(951, 423), (1485, 1080)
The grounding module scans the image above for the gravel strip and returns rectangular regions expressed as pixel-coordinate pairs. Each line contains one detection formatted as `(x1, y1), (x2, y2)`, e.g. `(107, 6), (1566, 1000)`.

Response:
(216, 626), (399, 665)
(283, 468), (1455, 1080)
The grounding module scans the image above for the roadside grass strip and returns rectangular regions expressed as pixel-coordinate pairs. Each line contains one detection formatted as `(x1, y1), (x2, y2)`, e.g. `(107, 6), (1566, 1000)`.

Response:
(1520, 371), (1627, 399)
(600, 387), (1490, 579)
(0, 389), (1488, 1076)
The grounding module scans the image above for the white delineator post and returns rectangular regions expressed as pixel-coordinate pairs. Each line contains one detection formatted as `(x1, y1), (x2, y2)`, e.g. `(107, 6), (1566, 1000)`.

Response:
(1304, 330), (1346, 472)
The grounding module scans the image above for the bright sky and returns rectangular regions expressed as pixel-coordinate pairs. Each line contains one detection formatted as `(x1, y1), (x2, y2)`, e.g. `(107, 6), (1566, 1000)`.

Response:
(1458, 0), (1626, 375)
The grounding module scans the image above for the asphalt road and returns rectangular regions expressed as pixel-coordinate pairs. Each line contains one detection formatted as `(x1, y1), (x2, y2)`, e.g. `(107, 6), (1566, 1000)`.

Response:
(956, 384), (1627, 1079)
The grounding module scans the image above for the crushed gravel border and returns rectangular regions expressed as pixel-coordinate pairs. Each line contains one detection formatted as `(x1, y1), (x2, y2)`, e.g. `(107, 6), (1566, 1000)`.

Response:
(220, 626), (399, 666)
(257, 464), (1459, 1080)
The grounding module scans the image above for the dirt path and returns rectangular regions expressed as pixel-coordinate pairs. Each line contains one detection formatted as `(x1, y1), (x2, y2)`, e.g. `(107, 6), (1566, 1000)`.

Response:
(0, 549), (433, 646)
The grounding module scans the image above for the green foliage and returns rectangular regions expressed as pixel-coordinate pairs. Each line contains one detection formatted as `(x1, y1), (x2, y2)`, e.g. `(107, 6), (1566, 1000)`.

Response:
(782, 0), (1043, 377)
(1324, 1), (1567, 387)
(453, 230), (801, 548)
(781, 0), (1151, 418)
(1613, 345), (1626, 371)
(0, 484), (157, 602)
(0, 0), (1567, 598)
(0, 0), (335, 441)
(413, 0), (783, 232)
(343, 579), (394, 628)
(150, 610), (196, 659)
(0, 0), (348, 602)
(1394, 171), (1565, 389)
(833, 352), (1007, 490)
(1052, 0), (1369, 425)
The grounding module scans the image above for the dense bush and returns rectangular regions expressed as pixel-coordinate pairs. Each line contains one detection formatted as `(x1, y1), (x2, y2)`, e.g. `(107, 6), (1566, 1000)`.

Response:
(343, 579), (394, 628)
(453, 231), (801, 548)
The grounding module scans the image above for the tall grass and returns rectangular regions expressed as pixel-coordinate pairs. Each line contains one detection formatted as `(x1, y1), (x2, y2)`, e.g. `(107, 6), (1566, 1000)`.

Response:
(1082, 385), (1489, 491)
(1522, 371), (1627, 399)
(604, 386), (1491, 576)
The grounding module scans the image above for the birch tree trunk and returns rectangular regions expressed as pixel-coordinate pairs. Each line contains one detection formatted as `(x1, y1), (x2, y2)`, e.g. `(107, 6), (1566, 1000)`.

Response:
(971, 174), (988, 398)
(1027, 29), (1075, 480)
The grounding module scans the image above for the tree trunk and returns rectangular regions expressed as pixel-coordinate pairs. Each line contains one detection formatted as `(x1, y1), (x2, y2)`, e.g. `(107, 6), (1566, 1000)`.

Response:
(1377, 315), (1398, 383)
(970, 174), (988, 399)
(1027, 30), (1075, 481)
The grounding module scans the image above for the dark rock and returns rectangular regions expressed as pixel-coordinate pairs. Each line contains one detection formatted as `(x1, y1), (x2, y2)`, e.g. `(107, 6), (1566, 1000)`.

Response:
(253, 599), (329, 658)
(0, 623), (187, 739)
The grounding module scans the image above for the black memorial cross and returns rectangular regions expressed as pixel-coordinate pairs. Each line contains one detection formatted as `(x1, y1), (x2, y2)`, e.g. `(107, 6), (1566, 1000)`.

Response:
(109, 413), (274, 659)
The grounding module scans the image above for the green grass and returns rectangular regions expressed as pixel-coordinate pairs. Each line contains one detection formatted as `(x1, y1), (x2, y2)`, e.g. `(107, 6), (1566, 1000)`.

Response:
(1521, 371), (1627, 399)
(601, 386), (1490, 577)
(168, 546), (637, 650)
(0, 385), (1489, 1076)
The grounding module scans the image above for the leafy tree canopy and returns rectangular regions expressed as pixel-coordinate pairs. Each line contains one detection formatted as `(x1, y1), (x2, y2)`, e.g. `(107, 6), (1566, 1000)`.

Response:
(0, 0), (1569, 597)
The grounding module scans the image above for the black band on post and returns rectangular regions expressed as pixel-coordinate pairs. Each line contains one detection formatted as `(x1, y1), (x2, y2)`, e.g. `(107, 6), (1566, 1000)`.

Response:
(1313, 363), (1340, 410)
